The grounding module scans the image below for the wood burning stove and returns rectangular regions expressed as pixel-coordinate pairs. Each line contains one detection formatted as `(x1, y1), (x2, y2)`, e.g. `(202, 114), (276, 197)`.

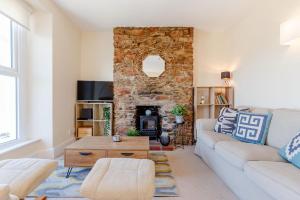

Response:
(136, 106), (161, 140)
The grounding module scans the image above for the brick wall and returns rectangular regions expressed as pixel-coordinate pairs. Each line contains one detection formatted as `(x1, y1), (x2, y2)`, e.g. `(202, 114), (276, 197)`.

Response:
(113, 27), (194, 144)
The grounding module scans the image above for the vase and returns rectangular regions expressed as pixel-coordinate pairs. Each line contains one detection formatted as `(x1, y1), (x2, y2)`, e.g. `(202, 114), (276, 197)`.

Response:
(175, 116), (184, 124)
(160, 133), (170, 146)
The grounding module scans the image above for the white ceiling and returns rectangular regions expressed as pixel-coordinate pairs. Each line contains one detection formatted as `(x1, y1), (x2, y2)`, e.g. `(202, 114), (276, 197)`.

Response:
(53, 0), (256, 32)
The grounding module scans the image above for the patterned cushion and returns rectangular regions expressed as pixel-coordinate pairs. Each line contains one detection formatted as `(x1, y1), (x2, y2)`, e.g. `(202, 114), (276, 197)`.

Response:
(214, 107), (238, 135)
(279, 132), (300, 168)
(233, 112), (273, 144)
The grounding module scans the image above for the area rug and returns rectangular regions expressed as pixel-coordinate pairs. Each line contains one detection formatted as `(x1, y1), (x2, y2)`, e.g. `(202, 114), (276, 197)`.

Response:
(29, 152), (179, 198)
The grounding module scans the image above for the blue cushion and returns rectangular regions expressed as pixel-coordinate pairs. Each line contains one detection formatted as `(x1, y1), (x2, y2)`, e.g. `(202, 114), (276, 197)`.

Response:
(214, 107), (238, 135)
(233, 112), (273, 144)
(279, 132), (300, 168)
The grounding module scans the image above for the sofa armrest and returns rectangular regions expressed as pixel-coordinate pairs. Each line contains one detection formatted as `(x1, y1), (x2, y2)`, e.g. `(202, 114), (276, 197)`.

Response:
(196, 119), (217, 139)
(0, 184), (19, 200)
(0, 184), (10, 200)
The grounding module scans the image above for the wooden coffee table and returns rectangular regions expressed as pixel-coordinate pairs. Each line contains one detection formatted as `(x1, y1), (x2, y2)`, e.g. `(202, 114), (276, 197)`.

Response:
(64, 136), (149, 177)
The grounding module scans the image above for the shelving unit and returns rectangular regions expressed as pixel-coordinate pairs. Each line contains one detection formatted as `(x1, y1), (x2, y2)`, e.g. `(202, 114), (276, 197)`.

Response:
(75, 102), (113, 139)
(194, 86), (234, 119)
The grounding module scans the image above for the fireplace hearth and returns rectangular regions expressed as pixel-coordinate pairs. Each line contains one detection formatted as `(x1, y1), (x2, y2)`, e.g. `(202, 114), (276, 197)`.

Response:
(136, 106), (161, 140)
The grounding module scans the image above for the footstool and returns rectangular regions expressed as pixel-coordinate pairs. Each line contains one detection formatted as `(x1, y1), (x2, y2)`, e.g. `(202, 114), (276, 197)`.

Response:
(0, 158), (58, 199)
(80, 158), (155, 200)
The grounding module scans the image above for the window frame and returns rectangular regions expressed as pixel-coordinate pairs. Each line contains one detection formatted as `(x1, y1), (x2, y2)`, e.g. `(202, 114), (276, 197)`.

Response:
(0, 14), (20, 146)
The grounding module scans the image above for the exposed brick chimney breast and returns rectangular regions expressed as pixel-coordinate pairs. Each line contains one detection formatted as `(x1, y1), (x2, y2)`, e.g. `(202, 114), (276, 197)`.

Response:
(113, 27), (194, 144)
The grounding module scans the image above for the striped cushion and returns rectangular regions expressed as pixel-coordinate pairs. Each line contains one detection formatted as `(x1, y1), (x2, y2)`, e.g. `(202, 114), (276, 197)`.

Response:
(214, 107), (238, 135)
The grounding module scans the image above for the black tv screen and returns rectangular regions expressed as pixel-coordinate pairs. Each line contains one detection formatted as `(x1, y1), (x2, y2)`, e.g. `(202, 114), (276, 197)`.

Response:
(77, 81), (113, 101)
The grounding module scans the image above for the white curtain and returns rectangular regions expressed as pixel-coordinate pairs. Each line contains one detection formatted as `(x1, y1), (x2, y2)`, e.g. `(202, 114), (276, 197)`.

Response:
(12, 20), (27, 140)
(12, 21), (27, 72)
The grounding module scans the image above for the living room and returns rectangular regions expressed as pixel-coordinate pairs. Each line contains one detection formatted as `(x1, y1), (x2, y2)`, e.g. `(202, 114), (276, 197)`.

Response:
(0, 0), (300, 200)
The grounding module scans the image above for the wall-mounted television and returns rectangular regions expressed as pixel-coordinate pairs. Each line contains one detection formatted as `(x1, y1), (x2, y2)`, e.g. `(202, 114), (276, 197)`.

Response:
(77, 81), (113, 101)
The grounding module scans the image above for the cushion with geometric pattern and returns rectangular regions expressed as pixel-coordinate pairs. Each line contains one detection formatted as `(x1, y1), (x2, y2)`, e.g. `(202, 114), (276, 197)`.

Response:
(214, 107), (238, 135)
(233, 112), (273, 144)
(279, 132), (300, 168)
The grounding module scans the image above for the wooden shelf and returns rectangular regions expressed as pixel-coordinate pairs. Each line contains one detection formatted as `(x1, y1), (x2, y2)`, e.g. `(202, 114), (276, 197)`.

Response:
(75, 102), (113, 138)
(194, 86), (234, 120)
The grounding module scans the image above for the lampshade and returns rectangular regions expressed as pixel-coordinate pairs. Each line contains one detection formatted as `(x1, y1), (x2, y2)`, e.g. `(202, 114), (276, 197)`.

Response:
(280, 18), (300, 45)
(221, 71), (231, 79)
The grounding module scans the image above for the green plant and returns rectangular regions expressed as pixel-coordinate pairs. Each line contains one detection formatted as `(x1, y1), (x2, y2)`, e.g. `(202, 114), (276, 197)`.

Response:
(127, 128), (140, 136)
(103, 106), (111, 136)
(171, 104), (187, 116)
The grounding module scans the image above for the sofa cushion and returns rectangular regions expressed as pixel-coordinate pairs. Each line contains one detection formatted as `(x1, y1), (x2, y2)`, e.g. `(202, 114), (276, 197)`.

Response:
(245, 161), (300, 200)
(198, 131), (235, 149)
(267, 109), (300, 148)
(0, 158), (57, 198)
(214, 107), (228, 133)
(214, 107), (238, 135)
(233, 112), (272, 144)
(279, 132), (300, 168)
(215, 141), (285, 169)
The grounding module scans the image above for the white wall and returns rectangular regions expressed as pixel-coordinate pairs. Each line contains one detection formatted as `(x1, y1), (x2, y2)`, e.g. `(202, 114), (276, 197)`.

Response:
(26, 11), (53, 150)
(49, 1), (81, 148)
(232, 0), (300, 108)
(194, 29), (232, 87)
(80, 31), (114, 81)
(199, 0), (300, 109)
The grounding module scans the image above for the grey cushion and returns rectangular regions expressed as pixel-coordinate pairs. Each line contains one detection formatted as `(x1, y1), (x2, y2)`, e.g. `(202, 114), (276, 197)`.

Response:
(198, 131), (235, 149)
(245, 161), (300, 200)
(267, 109), (300, 148)
(215, 141), (285, 169)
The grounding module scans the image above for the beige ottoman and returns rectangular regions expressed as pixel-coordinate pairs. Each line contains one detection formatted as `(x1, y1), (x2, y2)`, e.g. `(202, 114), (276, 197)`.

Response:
(80, 158), (155, 200)
(0, 158), (57, 199)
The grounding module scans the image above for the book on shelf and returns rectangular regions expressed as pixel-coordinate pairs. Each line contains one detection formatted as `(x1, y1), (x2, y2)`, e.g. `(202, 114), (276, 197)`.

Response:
(220, 95), (229, 104)
(215, 93), (229, 105)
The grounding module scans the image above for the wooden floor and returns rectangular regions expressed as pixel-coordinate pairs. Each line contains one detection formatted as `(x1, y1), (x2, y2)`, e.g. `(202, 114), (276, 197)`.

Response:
(26, 146), (237, 200)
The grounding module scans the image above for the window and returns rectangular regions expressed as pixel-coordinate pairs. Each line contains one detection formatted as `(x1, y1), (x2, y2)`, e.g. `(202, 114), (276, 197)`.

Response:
(0, 14), (12, 68)
(0, 75), (17, 143)
(0, 13), (22, 144)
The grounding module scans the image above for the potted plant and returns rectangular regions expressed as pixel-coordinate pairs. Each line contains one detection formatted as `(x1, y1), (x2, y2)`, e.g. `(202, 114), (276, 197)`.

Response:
(127, 128), (140, 136)
(171, 104), (187, 124)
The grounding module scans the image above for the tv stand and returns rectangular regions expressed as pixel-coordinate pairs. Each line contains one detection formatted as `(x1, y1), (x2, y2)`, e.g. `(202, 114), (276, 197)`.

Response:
(75, 102), (113, 139)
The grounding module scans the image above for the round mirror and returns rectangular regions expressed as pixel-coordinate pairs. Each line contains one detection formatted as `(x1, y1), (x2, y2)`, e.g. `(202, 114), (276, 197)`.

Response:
(142, 55), (165, 77)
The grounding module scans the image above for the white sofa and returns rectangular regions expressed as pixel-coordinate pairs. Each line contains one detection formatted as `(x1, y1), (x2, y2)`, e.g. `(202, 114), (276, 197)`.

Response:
(194, 108), (300, 200)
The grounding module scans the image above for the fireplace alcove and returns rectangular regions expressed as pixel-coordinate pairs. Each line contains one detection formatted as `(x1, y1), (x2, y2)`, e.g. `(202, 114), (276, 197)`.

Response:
(136, 106), (161, 140)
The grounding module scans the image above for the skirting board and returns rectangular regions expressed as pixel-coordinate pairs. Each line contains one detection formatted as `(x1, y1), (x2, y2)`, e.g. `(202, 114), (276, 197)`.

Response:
(33, 137), (75, 159)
